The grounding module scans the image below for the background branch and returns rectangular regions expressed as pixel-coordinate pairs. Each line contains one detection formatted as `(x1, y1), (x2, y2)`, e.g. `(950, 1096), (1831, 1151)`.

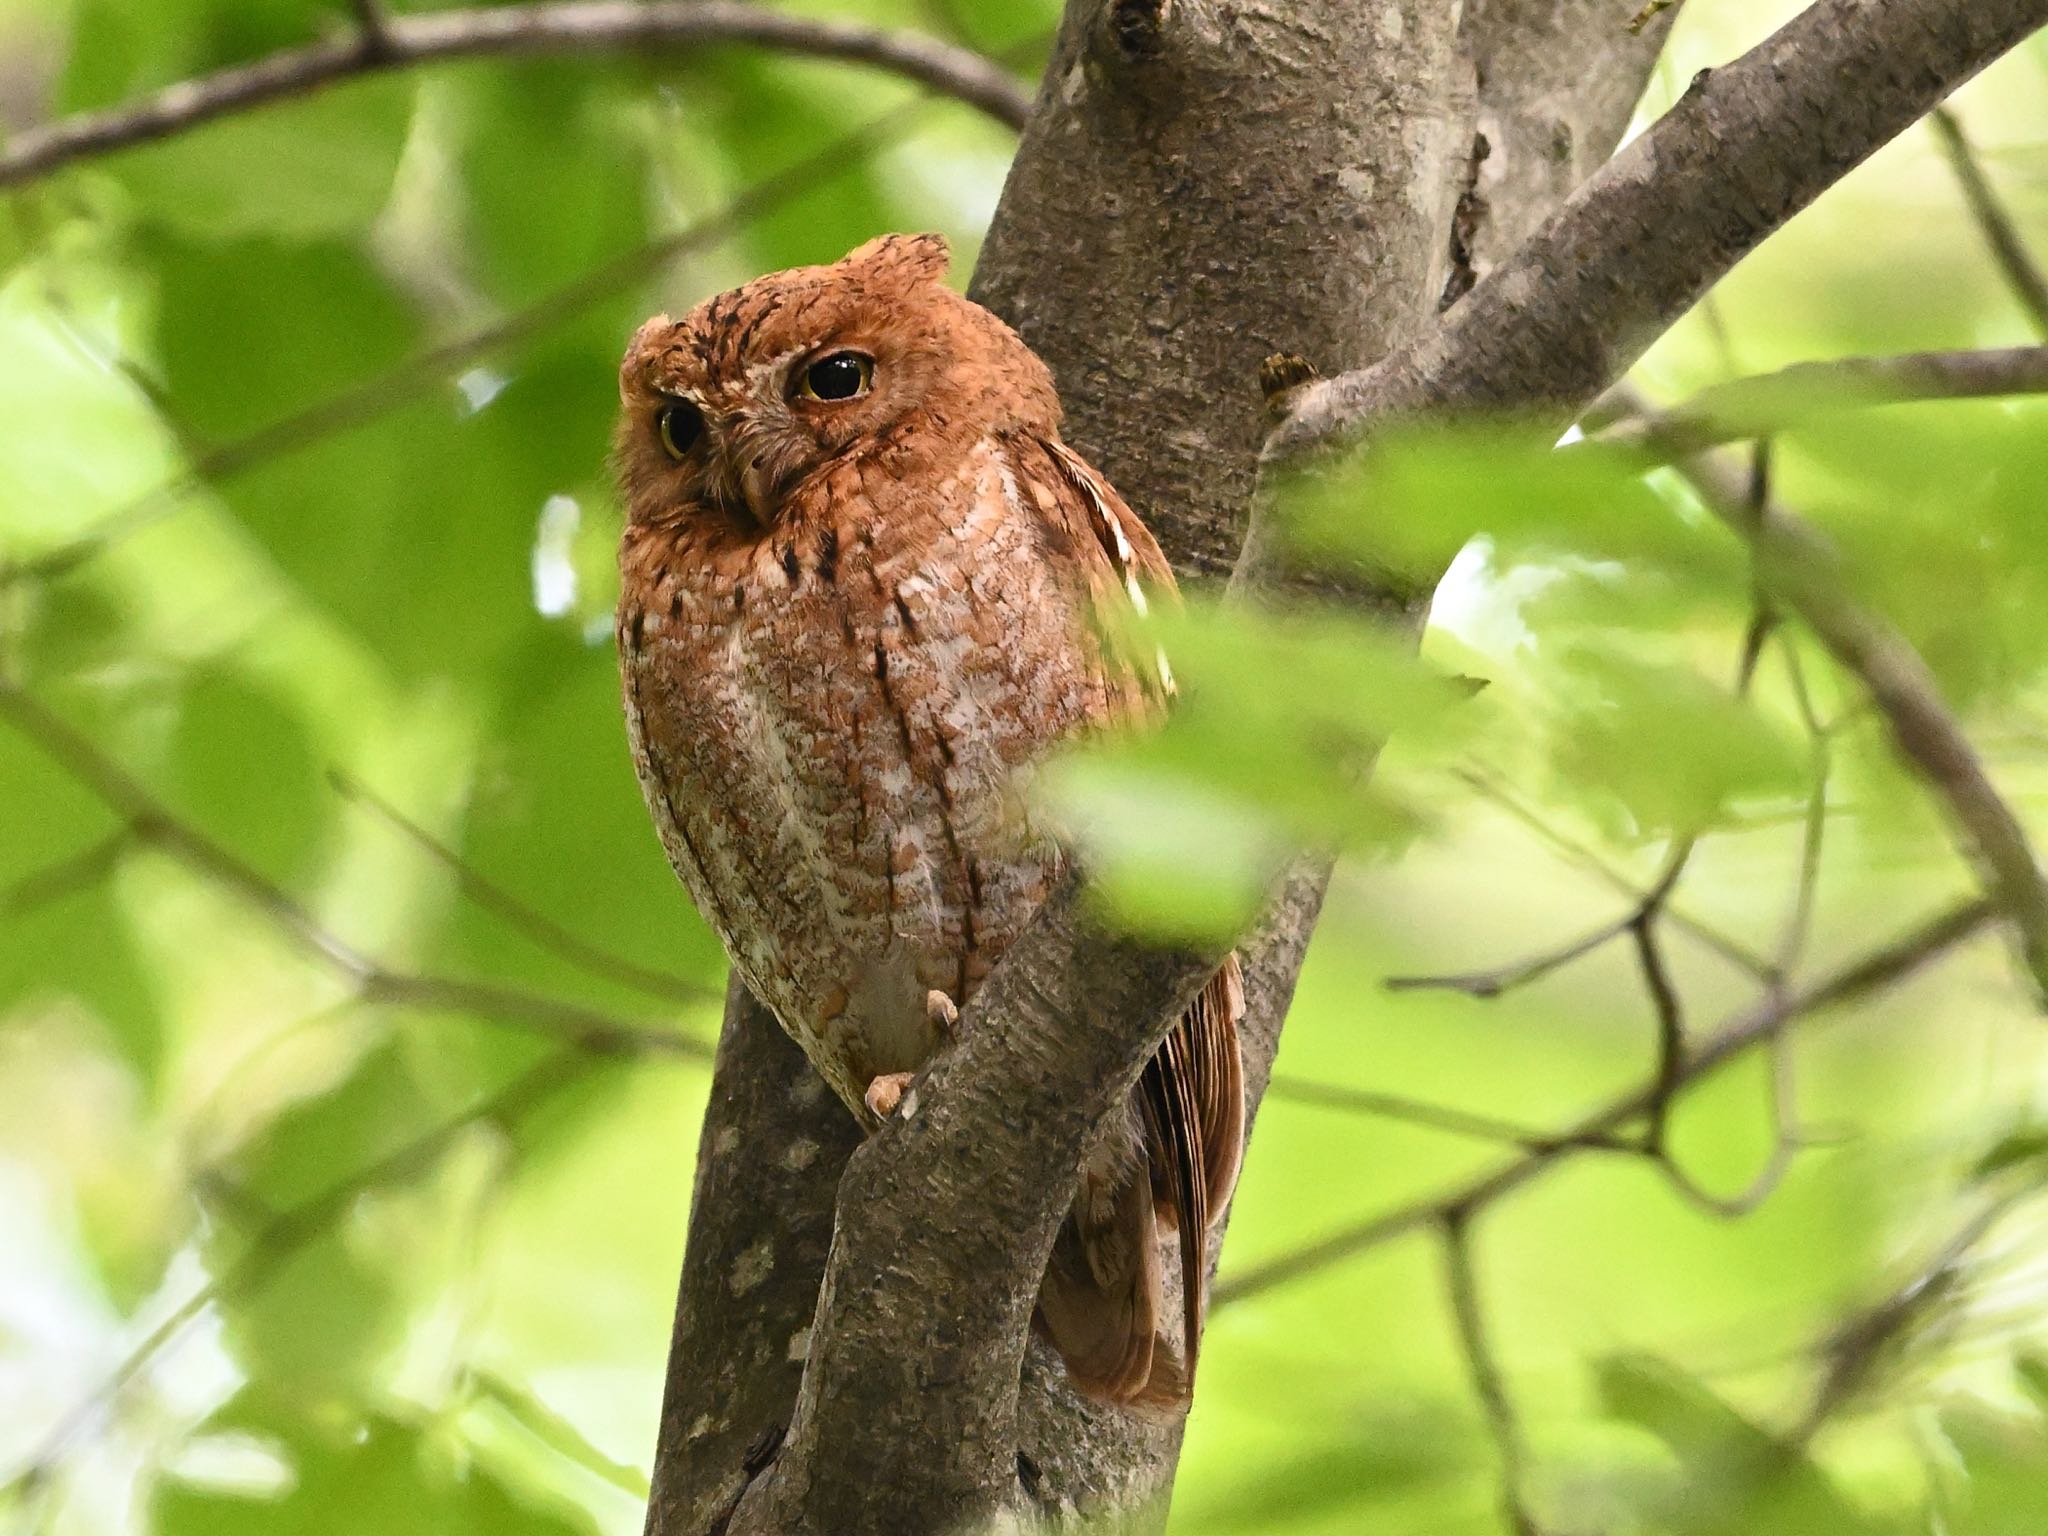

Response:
(1931, 105), (2048, 337)
(0, 679), (714, 1058)
(1273, 0), (2048, 459)
(1215, 897), (1998, 1307)
(0, 0), (1029, 189)
(1593, 344), (2048, 457)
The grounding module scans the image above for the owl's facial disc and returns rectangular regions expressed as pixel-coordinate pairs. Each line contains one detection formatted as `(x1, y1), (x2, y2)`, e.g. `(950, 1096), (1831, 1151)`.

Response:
(657, 346), (887, 526)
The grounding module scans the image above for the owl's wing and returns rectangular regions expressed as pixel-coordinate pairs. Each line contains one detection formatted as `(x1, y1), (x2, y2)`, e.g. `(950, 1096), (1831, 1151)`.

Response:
(1011, 432), (1247, 1403)
(1022, 436), (1180, 718)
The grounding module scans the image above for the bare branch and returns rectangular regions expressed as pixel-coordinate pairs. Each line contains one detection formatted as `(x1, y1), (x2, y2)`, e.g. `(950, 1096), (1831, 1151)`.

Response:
(1385, 911), (1634, 999)
(1440, 1216), (1540, 1536)
(1631, 913), (1686, 1149)
(1799, 1192), (2020, 1439)
(0, 679), (714, 1057)
(1593, 345), (2048, 458)
(1271, 0), (2048, 461)
(1264, 1074), (1628, 1154)
(1214, 898), (1996, 1308)
(331, 768), (705, 1006)
(0, 827), (131, 918)
(0, 0), (1031, 189)
(1451, 768), (1773, 978)
(346, 0), (395, 55)
(1930, 107), (2048, 338)
(1653, 430), (2048, 1001)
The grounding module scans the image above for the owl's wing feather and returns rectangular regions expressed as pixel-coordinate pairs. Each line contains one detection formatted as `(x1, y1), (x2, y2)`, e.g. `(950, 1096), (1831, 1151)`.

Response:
(1011, 432), (1247, 1406)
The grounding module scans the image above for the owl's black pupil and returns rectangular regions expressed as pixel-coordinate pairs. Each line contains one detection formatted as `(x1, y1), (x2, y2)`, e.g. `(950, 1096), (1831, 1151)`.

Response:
(659, 400), (702, 455)
(807, 354), (867, 400)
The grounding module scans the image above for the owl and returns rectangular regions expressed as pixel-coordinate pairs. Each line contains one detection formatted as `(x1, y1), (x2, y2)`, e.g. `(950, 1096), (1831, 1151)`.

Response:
(614, 233), (1244, 1409)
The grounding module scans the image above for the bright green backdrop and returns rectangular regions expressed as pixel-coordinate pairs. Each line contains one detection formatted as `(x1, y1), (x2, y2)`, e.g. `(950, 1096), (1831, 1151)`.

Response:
(3, 3), (2048, 1533)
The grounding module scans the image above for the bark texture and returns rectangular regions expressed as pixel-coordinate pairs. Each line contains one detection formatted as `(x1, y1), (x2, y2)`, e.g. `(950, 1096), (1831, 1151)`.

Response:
(640, 3), (1677, 1532)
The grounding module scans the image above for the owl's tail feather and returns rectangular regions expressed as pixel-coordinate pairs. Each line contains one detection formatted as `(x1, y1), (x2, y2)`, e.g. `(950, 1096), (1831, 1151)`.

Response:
(1038, 1168), (1189, 1413)
(1037, 957), (1245, 1414)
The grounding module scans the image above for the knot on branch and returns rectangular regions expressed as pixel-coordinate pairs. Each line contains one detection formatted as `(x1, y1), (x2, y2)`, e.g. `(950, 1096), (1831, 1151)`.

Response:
(1258, 352), (1322, 415)
(1107, 0), (1170, 59)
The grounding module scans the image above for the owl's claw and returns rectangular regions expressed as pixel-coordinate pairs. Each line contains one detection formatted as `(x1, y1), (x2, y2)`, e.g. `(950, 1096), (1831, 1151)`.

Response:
(865, 1071), (917, 1119)
(926, 989), (960, 1033)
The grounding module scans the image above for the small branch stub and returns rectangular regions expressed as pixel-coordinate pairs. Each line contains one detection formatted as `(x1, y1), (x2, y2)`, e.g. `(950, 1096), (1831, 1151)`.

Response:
(1109, 0), (1169, 58)
(1259, 353), (1321, 417)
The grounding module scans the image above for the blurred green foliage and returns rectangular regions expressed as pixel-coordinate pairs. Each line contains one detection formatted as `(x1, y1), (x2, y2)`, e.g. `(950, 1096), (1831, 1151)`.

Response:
(2, 2), (2048, 1534)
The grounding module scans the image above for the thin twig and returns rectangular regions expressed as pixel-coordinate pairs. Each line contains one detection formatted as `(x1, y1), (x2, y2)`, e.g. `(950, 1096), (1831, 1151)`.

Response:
(1452, 767), (1773, 979)
(1263, 1075), (1629, 1154)
(330, 769), (704, 1005)
(0, 0), (1031, 189)
(347, 0), (395, 55)
(1593, 346), (2048, 459)
(1672, 435), (2048, 1003)
(0, 680), (712, 1056)
(1929, 107), (2048, 339)
(1213, 898), (1995, 1307)
(1798, 1193), (2020, 1441)
(0, 827), (132, 918)
(1440, 1215), (1541, 1536)
(1384, 912), (1634, 998)
(1631, 914), (1685, 1149)
(2, 94), (954, 591)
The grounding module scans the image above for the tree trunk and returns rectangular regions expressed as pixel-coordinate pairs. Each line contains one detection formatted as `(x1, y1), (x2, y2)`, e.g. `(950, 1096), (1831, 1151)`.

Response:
(640, 4), (1676, 1532)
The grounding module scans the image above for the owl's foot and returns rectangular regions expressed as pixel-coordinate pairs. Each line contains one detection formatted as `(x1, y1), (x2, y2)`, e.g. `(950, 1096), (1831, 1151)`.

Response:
(926, 989), (960, 1034)
(864, 1071), (917, 1119)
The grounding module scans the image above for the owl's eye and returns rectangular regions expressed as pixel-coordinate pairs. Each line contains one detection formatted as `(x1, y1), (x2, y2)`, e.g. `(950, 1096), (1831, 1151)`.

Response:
(657, 400), (702, 459)
(797, 352), (873, 403)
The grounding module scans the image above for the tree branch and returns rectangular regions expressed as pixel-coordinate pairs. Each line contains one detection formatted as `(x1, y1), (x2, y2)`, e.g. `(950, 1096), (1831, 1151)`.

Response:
(0, 0), (1030, 189)
(1215, 897), (1997, 1307)
(2, 94), (959, 591)
(0, 679), (714, 1057)
(1645, 424), (2048, 1000)
(1593, 344), (2048, 457)
(1271, 0), (2048, 461)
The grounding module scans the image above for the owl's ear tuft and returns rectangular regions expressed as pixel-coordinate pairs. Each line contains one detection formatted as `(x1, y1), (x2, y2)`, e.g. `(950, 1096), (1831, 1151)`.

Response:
(621, 314), (676, 391)
(842, 232), (951, 286)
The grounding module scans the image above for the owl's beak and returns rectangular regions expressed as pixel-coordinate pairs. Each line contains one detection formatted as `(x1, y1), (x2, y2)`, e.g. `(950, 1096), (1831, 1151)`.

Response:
(737, 456), (778, 527)
(708, 415), (783, 527)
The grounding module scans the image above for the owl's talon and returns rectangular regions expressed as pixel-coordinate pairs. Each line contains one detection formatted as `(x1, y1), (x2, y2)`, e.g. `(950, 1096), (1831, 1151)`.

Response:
(864, 1071), (916, 1119)
(926, 989), (960, 1034)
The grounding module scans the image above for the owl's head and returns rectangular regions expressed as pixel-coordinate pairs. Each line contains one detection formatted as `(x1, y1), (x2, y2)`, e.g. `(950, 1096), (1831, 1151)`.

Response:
(616, 233), (1058, 530)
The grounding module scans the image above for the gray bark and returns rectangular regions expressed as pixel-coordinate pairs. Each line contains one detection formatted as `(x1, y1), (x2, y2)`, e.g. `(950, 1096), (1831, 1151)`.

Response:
(642, 3), (1677, 1533)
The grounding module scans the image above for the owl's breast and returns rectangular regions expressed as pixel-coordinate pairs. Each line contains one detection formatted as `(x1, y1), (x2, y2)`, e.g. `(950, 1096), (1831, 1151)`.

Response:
(619, 443), (1110, 1114)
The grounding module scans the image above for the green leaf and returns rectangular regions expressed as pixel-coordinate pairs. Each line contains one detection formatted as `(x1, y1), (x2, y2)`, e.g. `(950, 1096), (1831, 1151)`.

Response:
(228, 1039), (436, 1212)
(1284, 424), (1742, 601)
(1540, 648), (1805, 840)
(150, 232), (420, 438)
(1595, 1355), (1895, 1536)
(445, 65), (653, 305)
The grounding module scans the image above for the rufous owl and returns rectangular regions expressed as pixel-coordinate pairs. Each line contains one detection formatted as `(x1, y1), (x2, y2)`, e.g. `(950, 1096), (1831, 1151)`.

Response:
(614, 232), (1244, 1408)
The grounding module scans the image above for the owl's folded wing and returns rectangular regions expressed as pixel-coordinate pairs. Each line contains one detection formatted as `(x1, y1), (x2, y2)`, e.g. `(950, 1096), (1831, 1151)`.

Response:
(1006, 430), (1248, 1392)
